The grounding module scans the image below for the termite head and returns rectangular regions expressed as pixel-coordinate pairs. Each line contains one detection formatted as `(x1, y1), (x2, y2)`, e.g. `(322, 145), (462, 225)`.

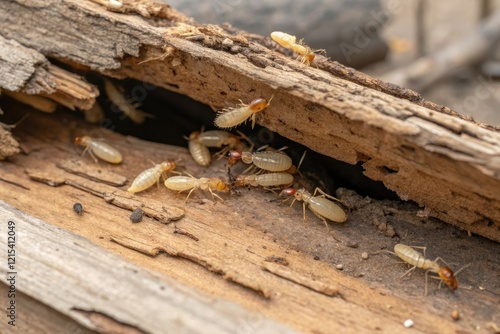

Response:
(227, 150), (242, 166)
(279, 187), (296, 197)
(159, 161), (176, 173)
(438, 266), (458, 291)
(188, 131), (200, 141)
(74, 136), (91, 146)
(249, 96), (272, 112)
(210, 178), (230, 193)
(303, 52), (315, 65)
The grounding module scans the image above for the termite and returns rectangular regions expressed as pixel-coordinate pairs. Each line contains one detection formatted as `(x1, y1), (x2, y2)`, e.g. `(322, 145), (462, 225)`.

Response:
(187, 130), (250, 167)
(74, 136), (123, 164)
(280, 187), (347, 240)
(127, 161), (177, 193)
(227, 150), (292, 172)
(103, 78), (153, 124)
(235, 172), (294, 188)
(214, 96), (273, 129)
(164, 175), (230, 202)
(393, 244), (469, 296)
(270, 31), (323, 66)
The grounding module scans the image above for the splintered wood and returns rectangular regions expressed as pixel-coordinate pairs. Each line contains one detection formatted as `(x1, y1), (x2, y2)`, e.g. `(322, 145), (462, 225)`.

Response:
(1, 111), (498, 333)
(0, 0), (498, 241)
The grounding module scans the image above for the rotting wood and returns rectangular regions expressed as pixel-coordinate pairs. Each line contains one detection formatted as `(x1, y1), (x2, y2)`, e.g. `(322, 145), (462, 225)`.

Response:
(0, 201), (295, 334)
(25, 165), (185, 224)
(261, 262), (340, 297)
(0, 124), (20, 160)
(1, 111), (499, 333)
(0, 35), (98, 111)
(1, 0), (499, 241)
(56, 159), (128, 186)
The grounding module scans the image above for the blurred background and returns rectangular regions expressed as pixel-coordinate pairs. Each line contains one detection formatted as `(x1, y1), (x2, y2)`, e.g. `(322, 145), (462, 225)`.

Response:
(169, 0), (500, 125)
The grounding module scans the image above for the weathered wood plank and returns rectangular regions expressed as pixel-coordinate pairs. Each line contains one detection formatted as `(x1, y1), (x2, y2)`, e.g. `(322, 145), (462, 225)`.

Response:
(1, 110), (499, 333)
(0, 201), (295, 334)
(0, 35), (98, 111)
(1, 0), (499, 240)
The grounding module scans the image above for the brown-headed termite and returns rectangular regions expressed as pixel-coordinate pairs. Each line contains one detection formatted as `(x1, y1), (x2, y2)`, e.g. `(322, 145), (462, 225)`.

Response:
(280, 187), (347, 240)
(128, 161), (177, 193)
(187, 130), (251, 166)
(214, 96), (273, 129)
(270, 31), (324, 66)
(164, 174), (230, 202)
(235, 172), (294, 188)
(74, 136), (123, 164)
(227, 149), (292, 172)
(392, 244), (470, 296)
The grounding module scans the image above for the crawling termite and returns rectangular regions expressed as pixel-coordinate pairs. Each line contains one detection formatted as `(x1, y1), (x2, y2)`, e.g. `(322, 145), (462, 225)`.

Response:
(235, 172), (294, 188)
(74, 136), (123, 164)
(128, 161), (177, 193)
(103, 78), (152, 124)
(280, 187), (347, 240)
(228, 149), (292, 172)
(270, 31), (324, 66)
(392, 244), (469, 296)
(164, 175), (230, 202)
(214, 97), (273, 129)
(187, 130), (250, 166)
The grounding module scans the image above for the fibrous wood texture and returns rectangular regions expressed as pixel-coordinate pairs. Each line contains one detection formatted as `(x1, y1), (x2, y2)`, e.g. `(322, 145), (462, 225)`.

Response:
(0, 201), (294, 334)
(0, 34), (99, 111)
(1, 110), (498, 333)
(1, 0), (499, 241)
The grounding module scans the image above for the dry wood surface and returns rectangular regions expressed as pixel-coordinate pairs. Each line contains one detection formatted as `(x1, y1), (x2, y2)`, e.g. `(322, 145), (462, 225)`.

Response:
(0, 110), (498, 333)
(1, 0), (500, 333)
(1, 0), (499, 242)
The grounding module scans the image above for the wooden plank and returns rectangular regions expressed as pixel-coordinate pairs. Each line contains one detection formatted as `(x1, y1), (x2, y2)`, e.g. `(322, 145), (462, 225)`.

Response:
(1, 110), (499, 333)
(0, 35), (99, 111)
(1, 0), (499, 240)
(0, 201), (295, 334)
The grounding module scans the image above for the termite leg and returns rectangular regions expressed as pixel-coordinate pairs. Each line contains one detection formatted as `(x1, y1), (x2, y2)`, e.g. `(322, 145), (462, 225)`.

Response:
(301, 202), (307, 223)
(183, 188), (196, 203)
(312, 187), (345, 204)
(400, 265), (418, 279)
(295, 150), (307, 176)
(236, 130), (255, 150)
(83, 146), (99, 164)
(433, 256), (451, 268)
(316, 211), (340, 241)
(208, 188), (224, 202)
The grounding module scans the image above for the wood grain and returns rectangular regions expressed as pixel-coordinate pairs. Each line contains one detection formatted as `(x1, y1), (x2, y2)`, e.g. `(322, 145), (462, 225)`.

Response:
(1, 0), (498, 240)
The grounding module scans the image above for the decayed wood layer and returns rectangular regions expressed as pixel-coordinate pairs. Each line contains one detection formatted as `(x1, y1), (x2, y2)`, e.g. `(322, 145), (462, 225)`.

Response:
(0, 35), (99, 110)
(1, 0), (499, 241)
(3, 111), (497, 333)
(0, 201), (294, 334)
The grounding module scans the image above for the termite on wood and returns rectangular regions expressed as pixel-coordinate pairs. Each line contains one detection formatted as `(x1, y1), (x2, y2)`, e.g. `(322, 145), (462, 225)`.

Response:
(280, 187), (347, 240)
(187, 130), (250, 167)
(164, 175), (230, 202)
(270, 31), (324, 66)
(393, 244), (469, 296)
(214, 97), (273, 129)
(235, 172), (294, 188)
(228, 150), (292, 172)
(74, 136), (123, 164)
(128, 161), (177, 193)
